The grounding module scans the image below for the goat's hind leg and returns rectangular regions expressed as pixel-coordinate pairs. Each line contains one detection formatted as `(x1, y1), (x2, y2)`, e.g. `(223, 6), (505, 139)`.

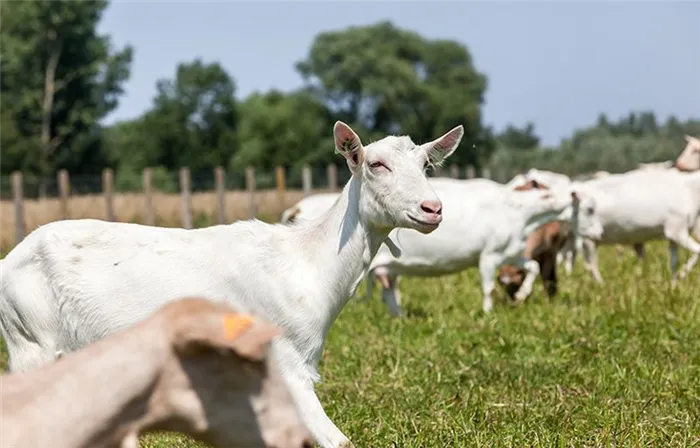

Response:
(668, 233), (700, 281)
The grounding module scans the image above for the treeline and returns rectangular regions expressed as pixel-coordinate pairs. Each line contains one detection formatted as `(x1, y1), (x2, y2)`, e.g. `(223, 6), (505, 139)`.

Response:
(2, 0), (698, 193)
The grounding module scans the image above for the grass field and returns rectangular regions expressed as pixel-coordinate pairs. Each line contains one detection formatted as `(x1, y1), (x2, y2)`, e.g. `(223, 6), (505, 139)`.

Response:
(2, 240), (699, 447)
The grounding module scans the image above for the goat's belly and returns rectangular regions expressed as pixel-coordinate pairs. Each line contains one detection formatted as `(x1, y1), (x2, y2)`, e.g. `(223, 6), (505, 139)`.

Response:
(385, 254), (478, 277)
(600, 225), (665, 245)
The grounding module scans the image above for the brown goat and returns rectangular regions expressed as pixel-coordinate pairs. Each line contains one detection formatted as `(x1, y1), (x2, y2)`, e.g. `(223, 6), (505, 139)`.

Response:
(0, 297), (314, 448)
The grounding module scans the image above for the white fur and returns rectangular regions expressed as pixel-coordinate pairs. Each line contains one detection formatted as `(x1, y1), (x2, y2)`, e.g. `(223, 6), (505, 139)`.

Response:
(0, 121), (464, 448)
(566, 169), (700, 284)
(284, 177), (603, 314)
(364, 178), (602, 314)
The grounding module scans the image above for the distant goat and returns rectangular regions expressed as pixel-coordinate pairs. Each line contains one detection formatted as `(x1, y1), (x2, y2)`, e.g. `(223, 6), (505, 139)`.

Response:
(497, 180), (573, 299)
(1, 297), (313, 448)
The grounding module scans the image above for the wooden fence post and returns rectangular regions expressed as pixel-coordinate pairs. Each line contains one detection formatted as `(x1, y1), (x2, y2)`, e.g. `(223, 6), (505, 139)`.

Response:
(481, 167), (491, 179)
(143, 168), (155, 226)
(275, 166), (286, 210)
(179, 167), (192, 229)
(11, 171), (24, 244)
(102, 168), (115, 222)
(450, 164), (460, 179)
(58, 169), (70, 220)
(246, 166), (257, 219)
(214, 166), (226, 224)
(302, 164), (312, 197)
(327, 164), (338, 192)
(466, 165), (476, 179)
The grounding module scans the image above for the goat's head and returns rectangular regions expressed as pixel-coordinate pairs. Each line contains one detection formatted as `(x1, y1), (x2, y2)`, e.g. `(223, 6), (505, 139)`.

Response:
(333, 121), (463, 234)
(675, 135), (700, 172)
(161, 298), (314, 448)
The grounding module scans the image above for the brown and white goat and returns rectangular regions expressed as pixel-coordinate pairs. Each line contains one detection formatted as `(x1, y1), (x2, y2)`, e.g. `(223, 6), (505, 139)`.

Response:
(497, 179), (572, 299)
(0, 297), (314, 448)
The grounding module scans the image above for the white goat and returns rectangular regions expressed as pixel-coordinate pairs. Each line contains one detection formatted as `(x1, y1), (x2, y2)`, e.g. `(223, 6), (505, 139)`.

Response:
(1, 297), (313, 448)
(569, 169), (700, 284)
(364, 179), (602, 314)
(0, 121), (463, 448)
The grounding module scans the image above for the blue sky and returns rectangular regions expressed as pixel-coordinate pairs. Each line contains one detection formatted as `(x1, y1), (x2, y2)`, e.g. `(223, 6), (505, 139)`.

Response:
(98, 1), (700, 146)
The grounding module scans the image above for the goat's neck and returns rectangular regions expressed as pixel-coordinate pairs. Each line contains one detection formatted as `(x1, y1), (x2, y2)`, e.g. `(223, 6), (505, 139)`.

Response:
(302, 176), (388, 333)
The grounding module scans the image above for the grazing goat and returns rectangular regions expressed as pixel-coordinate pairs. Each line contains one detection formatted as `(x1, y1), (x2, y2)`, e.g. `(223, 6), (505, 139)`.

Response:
(497, 180), (573, 299)
(497, 221), (572, 300)
(1, 297), (313, 448)
(0, 121), (463, 448)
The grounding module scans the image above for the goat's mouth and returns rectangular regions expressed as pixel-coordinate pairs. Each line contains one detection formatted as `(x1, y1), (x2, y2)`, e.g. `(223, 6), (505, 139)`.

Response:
(406, 213), (441, 233)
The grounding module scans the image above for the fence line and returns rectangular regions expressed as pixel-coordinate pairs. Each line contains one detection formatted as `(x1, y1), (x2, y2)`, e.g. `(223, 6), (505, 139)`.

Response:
(5, 163), (487, 248)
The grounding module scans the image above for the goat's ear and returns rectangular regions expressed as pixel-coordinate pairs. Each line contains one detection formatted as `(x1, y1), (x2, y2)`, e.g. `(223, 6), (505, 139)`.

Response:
(220, 316), (283, 361)
(420, 125), (464, 166)
(334, 121), (365, 174)
(176, 314), (282, 362)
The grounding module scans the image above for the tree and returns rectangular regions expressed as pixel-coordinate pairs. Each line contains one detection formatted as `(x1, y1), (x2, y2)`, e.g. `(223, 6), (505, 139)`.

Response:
(496, 122), (540, 150)
(113, 59), (238, 175)
(296, 21), (491, 167)
(0, 0), (132, 182)
(235, 89), (333, 174)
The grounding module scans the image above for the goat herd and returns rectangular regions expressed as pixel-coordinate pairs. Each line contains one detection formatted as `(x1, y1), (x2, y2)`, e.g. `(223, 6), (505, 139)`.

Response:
(0, 122), (698, 448)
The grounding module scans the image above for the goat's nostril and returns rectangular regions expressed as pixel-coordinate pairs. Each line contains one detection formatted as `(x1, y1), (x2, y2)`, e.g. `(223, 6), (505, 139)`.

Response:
(420, 200), (442, 215)
(302, 437), (315, 448)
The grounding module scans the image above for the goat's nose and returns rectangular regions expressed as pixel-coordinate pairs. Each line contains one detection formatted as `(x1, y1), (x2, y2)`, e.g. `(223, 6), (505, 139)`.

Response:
(420, 200), (442, 216)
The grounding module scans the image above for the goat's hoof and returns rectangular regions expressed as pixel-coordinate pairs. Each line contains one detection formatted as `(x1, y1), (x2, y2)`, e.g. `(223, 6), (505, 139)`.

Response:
(513, 291), (528, 302)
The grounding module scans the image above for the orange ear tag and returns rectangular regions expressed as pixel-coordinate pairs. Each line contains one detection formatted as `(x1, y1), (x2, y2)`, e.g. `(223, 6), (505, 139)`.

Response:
(223, 314), (254, 341)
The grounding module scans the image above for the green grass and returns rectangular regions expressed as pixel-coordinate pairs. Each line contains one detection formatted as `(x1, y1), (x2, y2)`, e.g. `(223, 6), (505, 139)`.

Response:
(3, 241), (700, 447)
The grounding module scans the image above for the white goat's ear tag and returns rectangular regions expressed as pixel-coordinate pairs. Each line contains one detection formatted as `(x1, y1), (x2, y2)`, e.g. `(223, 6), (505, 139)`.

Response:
(385, 237), (402, 257)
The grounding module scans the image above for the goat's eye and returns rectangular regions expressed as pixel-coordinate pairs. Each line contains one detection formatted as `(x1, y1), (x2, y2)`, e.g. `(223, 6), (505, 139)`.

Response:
(369, 161), (384, 169)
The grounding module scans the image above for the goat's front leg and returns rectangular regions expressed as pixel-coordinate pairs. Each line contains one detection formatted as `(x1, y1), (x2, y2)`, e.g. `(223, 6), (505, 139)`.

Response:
(582, 237), (604, 283)
(375, 268), (403, 317)
(562, 235), (579, 275)
(513, 259), (540, 302)
(282, 370), (353, 448)
(479, 254), (502, 313)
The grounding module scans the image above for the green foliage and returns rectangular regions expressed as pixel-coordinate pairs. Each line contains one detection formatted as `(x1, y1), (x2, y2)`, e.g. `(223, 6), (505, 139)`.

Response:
(489, 113), (700, 177)
(296, 21), (492, 167)
(0, 0), (132, 177)
(234, 89), (334, 173)
(114, 165), (177, 193)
